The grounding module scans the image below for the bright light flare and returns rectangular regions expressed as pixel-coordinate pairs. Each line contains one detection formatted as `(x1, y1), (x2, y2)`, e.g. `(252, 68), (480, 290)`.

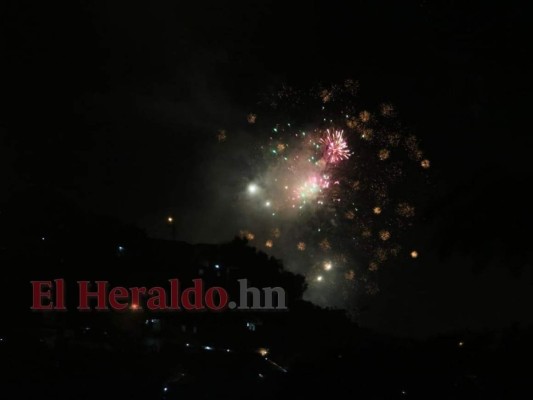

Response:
(248, 183), (259, 194)
(257, 347), (269, 357)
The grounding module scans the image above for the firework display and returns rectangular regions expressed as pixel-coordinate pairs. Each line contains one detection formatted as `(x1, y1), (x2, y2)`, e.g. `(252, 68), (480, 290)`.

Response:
(234, 81), (430, 308)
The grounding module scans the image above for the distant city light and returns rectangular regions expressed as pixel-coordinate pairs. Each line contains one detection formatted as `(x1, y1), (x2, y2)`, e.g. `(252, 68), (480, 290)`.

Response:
(316, 275), (323, 282)
(167, 216), (173, 223)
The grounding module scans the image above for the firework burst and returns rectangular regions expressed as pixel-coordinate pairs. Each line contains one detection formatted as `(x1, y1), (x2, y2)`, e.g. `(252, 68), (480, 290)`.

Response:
(234, 81), (430, 308)
(321, 129), (351, 164)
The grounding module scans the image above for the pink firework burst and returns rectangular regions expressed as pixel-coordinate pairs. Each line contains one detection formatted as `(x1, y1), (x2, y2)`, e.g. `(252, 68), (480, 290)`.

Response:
(293, 174), (330, 201)
(321, 129), (351, 164)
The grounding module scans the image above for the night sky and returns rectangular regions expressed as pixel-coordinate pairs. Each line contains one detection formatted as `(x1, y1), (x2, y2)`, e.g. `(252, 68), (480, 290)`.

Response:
(3, 1), (532, 337)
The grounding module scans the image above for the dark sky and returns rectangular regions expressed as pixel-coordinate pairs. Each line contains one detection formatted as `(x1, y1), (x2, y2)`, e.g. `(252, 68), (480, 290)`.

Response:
(2, 1), (532, 337)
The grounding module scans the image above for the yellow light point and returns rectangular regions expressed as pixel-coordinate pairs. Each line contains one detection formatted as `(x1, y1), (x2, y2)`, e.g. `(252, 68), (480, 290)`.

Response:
(421, 159), (431, 169)
(346, 118), (358, 129)
(297, 242), (306, 251)
(379, 149), (390, 161)
(319, 238), (331, 251)
(265, 240), (273, 248)
(379, 230), (391, 241)
(360, 128), (373, 140)
(324, 261), (332, 271)
(359, 110), (371, 122)
(458, 341), (464, 347)
(320, 89), (332, 103)
(257, 348), (269, 357)
(167, 216), (173, 223)
(345, 270), (355, 281)
(373, 207), (382, 215)
(410, 250), (419, 259)
(316, 275), (323, 282)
